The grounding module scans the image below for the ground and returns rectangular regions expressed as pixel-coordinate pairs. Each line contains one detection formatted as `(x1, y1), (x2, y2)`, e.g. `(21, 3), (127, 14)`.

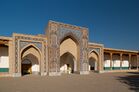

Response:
(0, 72), (139, 92)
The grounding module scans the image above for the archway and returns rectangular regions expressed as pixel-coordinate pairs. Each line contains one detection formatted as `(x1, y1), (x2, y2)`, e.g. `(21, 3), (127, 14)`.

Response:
(89, 57), (97, 71)
(21, 45), (40, 76)
(60, 52), (76, 74)
(21, 59), (32, 75)
(60, 36), (79, 74)
(89, 51), (99, 71)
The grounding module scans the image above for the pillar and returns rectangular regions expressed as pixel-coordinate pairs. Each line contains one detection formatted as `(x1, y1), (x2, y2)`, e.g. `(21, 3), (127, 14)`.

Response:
(137, 55), (139, 70)
(129, 54), (131, 70)
(47, 22), (61, 76)
(80, 29), (89, 75)
(120, 53), (123, 70)
(110, 53), (113, 70)
(9, 40), (13, 76)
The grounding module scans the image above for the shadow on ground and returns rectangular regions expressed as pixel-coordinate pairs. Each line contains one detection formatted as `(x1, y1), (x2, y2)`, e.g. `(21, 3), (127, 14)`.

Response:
(117, 72), (139, 92)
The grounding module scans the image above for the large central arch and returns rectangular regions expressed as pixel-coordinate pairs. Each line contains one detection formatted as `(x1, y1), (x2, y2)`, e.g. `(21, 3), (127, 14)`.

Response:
(60, 36), (79, 74)
(21, 45), (41, 76)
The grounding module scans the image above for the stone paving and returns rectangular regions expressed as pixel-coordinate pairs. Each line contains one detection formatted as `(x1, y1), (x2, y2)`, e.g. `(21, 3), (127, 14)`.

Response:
(0, 72), (139, 92)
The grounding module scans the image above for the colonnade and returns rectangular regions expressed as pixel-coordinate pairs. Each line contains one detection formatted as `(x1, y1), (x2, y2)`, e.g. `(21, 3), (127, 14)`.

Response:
(104, 52), (139, 70)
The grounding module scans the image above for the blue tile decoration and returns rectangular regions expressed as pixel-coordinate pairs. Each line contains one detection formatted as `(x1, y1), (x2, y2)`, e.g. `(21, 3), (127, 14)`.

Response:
(89, 48), (100, 54)
(14, 35), (46, 73)
(20, 41), (42, 51)
(59, 27), (82, 43)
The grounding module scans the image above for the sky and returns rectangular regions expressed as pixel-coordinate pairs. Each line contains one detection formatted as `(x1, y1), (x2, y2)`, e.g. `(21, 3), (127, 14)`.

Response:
(0, 0), (139, 50)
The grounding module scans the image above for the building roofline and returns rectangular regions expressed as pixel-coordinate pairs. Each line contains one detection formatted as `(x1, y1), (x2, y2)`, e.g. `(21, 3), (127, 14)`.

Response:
(13, 33), (47, 39)
(88, 42), (104, 46)
(49, 20), (88, 30)
(0, 36), (12, 40)
(104, 47), (138, 53)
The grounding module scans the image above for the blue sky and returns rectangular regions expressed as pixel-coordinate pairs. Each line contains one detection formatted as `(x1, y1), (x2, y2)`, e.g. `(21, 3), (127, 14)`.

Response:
(0, 0), (139, 50)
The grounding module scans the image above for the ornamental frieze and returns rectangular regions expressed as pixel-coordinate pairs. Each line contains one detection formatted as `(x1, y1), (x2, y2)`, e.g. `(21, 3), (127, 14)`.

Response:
(59, 27), (82, 42)
(89, 48), (100, 54)
(20, 41), (42, 51)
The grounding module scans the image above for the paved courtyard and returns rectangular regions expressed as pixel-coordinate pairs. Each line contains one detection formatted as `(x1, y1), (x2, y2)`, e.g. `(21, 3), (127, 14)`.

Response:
(0, 72), (139, 92)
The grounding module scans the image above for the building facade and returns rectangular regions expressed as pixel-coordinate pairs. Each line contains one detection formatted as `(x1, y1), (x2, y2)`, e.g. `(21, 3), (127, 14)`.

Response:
(0, 21), (139, 77)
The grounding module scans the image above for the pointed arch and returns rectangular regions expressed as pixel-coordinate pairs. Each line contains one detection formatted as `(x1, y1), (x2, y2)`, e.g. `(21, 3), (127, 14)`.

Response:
(20, 44), (42, 57)
(60, 33), (80, 74)
(60, 36), (79, 59)
(89, 50), (99, 58)
(20, 44), (42, 75)
(60, 52), (76, 74)
(60, 32), (80, 45)
(89, 50), (99, 71)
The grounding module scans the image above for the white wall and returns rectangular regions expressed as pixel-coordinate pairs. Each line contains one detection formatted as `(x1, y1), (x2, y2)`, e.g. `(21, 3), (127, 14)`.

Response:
(32, 64), (39, 72)
(104, 60), (110, 67)
(122, 60), (129, 67)
(104, 54), (110, 67)
(122, 55), (129, 67)
(112, 54), (120, 67)
(0, 56), (9, 68)
(0, 46), (9, 68)
(113, 60), (120, 67)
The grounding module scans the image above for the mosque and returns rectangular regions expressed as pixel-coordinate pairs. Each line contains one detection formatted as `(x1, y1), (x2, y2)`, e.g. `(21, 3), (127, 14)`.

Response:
(0, 20), (138, 77)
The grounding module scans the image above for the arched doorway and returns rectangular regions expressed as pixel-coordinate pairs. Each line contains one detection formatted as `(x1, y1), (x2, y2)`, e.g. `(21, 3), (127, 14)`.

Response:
(60, 36), (79, 74)
(60, 52), (76, 74)
(21, 59), (32, 75)
(89, 57), (97, 71)
(89, 51), (99, 72)
(21, 45), (41, 76)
